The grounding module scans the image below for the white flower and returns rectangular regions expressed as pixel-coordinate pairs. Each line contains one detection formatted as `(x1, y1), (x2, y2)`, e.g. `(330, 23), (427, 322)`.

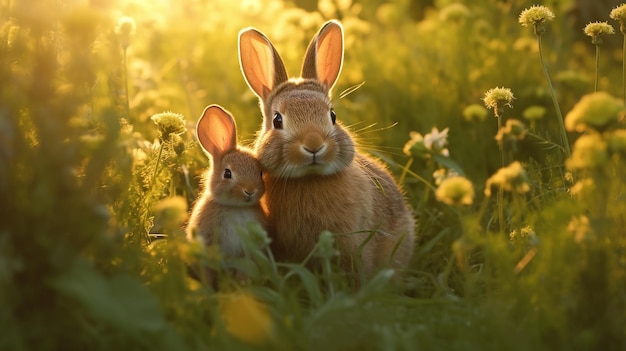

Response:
(424, 127), (450, 157)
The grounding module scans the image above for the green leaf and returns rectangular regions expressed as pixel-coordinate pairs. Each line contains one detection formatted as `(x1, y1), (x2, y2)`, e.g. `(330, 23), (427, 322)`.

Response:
(433, 154), (465, 176)
(49, 259), (167, 333)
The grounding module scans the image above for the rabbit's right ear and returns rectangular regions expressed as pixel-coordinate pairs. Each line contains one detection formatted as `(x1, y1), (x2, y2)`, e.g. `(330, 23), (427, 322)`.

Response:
(239, 28), (288, 99)
(302, 20), (344, 92)
(196, 105), (237, 159)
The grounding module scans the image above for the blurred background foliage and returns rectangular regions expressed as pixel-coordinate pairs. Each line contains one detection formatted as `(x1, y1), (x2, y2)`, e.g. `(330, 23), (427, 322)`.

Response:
(1, 0), (625, 350)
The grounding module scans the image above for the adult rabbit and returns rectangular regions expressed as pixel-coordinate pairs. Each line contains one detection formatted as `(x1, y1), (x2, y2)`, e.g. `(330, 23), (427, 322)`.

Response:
(238, 20), (415, 279)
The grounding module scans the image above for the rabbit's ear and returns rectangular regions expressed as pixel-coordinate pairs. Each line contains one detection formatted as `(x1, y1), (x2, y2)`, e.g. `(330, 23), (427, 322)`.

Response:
(239, 28), (288, 99)
(196, 105), (237, 159)
(301, 20), (344, 92)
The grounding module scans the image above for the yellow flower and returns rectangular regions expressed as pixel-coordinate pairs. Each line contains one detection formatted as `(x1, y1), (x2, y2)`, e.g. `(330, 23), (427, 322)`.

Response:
(218, 290), (274, 345)
(566, 134), (608, 170)
(462, 104), (489, 122)
(523, 106), (546, 121)
(569, 178), (595, 197)
(484, 161), (531, 197)
(433, 167), (460, 186)
(606, 129), (626, 155)
(151, 112), (187, 140)
(610, 4), (626, 33)
(115, 16), (136, 49)
(151, 196), (188, 235)
(495, 119), (527, 145)
(519, 5), (555, 35)
(483, 87), (515, 117)
(435, 176), (475, 206)
(567, 215), (592, 243)
(564, 92), (623, 132)
(403, 131), (429, 159)
(584, 21), (615, 45)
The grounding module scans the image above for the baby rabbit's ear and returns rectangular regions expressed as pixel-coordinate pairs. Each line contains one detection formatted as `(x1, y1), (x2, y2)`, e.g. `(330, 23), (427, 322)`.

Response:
(301, 20), (344, 92)
(196, 105), (237, 159)
(239, 27), (288, 99)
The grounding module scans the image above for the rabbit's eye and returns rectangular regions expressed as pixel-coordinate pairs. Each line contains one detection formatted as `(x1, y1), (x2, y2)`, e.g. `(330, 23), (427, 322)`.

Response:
(223, 169), (232, 179)
(273, 112), (283, 129)
(330, 109), (336, 125)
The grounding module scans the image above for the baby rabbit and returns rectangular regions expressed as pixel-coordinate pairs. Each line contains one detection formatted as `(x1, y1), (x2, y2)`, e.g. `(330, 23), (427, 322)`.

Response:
(238, 20), (415, 280)
(186, 104), (266, 285)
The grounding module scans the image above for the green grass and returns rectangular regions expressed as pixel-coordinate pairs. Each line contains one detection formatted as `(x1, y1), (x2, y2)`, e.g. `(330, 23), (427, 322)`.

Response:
(1, 1), (625, 350)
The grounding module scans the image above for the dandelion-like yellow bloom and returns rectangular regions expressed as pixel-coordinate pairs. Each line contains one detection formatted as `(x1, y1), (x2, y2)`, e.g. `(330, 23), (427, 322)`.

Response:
(435, 176), (475, 206)
(495, 119), (527, 144)
(151, 196), (188, 234)
(610, 4), (626, 33)
(569, 178), (595, 197)
(218, 291), (274, 345)
(403, 131), (428, 158)
(566, 133), (608, 169)
(115, 16), (136, 49)
(567, 215), (592, 243)
(483, 87), (515, 117)
(564, 92), (623, 132)
(509, 225), (536, 240)
(462, 104), (488, 122)
(509, 225), (539, 247)
(433, 168), (460, 186)
(519, 5), (555, 35)
(151, 112), (186, 140)
(484, 161), (531, 197)
(606, 129), (626, 155)
(584, 21), (615, 45)
(522, 106), (546, 121)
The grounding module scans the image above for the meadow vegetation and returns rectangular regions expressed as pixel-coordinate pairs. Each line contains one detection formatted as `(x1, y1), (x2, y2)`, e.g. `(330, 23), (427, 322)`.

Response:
(1, 0), (625, 350)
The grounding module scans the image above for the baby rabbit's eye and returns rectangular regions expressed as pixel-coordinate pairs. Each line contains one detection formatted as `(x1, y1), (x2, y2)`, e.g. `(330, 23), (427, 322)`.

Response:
(223, 169), (232, 179)
(330, 109), (336, 125)
(273, 112), (283, 129)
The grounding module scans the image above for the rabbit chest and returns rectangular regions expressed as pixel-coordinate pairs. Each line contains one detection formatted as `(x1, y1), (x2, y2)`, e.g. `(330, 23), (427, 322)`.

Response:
(264, 169), (376, 259)
(215, 207), (262, 256)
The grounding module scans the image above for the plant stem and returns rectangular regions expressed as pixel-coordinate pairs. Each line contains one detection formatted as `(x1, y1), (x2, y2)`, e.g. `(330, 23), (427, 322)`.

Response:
(151, 141), (165, 190)
(537, 34), (571, 158)
(623, 34), (626, 102)
(622, 34), (626, 128)
(496, 111), (505, 234)
(594, 44), (600, 93)
(122, 47), (130, 118)
(496, 112), (505, 167)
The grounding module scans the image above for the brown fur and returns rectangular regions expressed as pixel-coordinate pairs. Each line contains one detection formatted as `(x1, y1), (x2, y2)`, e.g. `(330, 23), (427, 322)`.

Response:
(186, 105), (267, 286)
(239, 21), (415, 280)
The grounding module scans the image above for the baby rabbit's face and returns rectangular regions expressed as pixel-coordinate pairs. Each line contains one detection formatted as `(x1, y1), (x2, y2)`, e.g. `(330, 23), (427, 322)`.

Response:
(256, 83), (355, 178)
(211, 151), (265, 206)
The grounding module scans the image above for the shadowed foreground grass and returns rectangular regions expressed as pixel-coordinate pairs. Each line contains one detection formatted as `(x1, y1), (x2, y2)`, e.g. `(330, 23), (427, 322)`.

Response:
(1, 1), (625, 350)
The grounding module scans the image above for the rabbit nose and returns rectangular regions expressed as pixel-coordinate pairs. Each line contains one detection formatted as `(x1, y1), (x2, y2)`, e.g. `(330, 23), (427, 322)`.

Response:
(301, 133), (326, 155)
(243, 189), (256, 201)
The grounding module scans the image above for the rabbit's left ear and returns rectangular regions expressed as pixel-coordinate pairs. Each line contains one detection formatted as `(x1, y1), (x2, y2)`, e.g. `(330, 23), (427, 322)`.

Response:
(239, 27), (289, 99)
(301, 20), (344, 92)
(196, 105), (237, 159)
